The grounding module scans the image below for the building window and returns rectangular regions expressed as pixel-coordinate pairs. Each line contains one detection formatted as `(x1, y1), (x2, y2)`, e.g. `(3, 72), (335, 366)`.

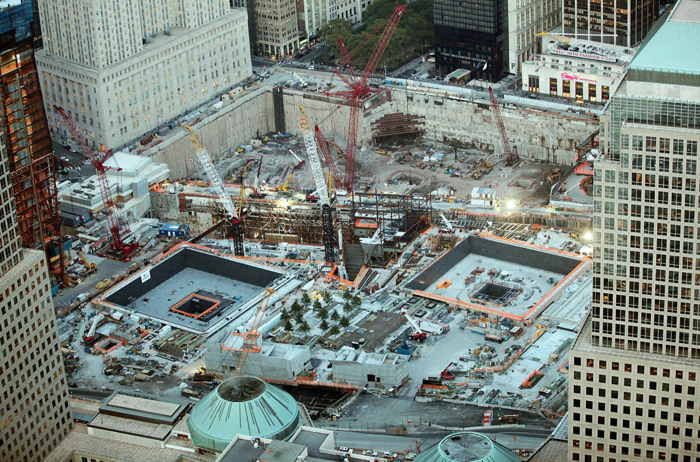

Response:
(588, 83), (596, 101)
(575, 81), (583, 101)
(562, 79), (571, 97)
(528, 75), (539, 92)
(602, 85), (610, 101)
(549, 77), (558, 95)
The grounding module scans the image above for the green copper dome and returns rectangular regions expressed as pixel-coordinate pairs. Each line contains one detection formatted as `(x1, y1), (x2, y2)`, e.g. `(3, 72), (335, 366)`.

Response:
(415, 432), (521, 462)
(187, 376), (300, 451)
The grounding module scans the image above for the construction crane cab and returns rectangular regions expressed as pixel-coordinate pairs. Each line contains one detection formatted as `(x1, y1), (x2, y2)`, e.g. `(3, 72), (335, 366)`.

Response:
(403, 311), (427, 342)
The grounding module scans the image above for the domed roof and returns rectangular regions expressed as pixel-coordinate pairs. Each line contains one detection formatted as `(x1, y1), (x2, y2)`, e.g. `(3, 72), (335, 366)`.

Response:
(415, 432), (521, 462)
(187, 376), (300, 451)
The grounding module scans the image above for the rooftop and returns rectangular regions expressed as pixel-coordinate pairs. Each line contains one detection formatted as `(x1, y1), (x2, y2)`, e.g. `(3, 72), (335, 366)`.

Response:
(415, 432), (520, 462)
(630, 0), (700, 76)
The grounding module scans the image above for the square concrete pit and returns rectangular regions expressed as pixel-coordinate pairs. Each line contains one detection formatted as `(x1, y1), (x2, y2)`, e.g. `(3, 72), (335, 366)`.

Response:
(407, 234), (588, 323)
(97, 244), (285, 335)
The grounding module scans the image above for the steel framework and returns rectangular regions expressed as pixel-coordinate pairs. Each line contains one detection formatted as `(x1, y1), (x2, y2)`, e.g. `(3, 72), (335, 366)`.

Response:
(488, 86), (519, 166)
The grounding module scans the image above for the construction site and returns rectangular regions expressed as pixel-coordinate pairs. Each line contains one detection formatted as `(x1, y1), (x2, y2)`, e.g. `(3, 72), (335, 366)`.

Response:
(43, 7), (602, 459)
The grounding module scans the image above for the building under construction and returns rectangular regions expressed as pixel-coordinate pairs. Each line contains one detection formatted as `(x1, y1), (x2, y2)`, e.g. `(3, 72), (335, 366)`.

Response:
(0, 0), (61, 276)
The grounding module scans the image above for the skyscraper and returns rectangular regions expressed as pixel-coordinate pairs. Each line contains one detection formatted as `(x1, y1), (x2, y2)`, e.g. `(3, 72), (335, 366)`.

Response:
(433, 0), (508, 81)
(0, 0), (60, 256)
(568, 1), (700, 461)
(562, 0), (659, 48)
(0, 108), (71, 460)
(36, 0), (252, 149)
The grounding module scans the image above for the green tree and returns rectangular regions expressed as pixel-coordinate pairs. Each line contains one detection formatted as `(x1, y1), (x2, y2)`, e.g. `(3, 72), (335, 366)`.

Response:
(320, 319), (329, 331)
(340, 316), (350, 328)
(299, 320), (311, 334)
(317, 306), (329, 319)
(301, 293), (311, 305)
(351, 295), (362, 307)
(313, 300), (323, 313)
(283, 319), (293, 332)
(342, 290), (352, 300)
(290, 301), (302, 314)
(343, 302), (352, 313)
(322, 291), (332, 304)
(330, 310), (340, 321)
(328, 325), (340, 336)
(280, 309), (290, 322)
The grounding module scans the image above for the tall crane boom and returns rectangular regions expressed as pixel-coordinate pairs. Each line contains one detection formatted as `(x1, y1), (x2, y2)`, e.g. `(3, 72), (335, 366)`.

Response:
(299, 107), (335, 263)
(487, 87), (519, 166)
(183, 125), (244, 256)
(53, 106), (137, 259)
(329, 5), (408, 193)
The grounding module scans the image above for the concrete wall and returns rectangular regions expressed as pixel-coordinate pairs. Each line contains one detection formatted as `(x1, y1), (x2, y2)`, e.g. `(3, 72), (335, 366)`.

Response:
(331, 356), (408, 388)
(282, 86), (598, 167)
(140, 88), (275, 179)
(205, 338), (311, 380)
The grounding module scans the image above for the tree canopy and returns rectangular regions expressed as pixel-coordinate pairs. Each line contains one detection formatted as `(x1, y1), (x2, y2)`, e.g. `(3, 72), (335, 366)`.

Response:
(319, 0), (434, 72)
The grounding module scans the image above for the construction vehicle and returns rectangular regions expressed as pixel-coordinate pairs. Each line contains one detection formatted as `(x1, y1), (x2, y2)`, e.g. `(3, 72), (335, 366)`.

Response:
(298, 106), (336, 264)
(328, 4), (408, 192)
(183, 125), (245, 256)
(54, 106), (139, 260)
(438, 213), (455, 234)
(289, 149), (305, 170)
(78, 252), (97, 276)
(440, 362), (457, 380)
(275, 172), (294, 193)
(497, 414), (520, 424)
(535, 32), (572, 44)
(487, 87), (519, 167)
(403, 312), (428, 342)
(83, 313), (104, 343)
(248, 157), (267, 199)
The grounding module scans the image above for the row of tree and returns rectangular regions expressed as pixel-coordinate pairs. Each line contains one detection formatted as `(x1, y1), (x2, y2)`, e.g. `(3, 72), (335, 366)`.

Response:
(280, 289), (361, 335)
(318, 0), (434, 72)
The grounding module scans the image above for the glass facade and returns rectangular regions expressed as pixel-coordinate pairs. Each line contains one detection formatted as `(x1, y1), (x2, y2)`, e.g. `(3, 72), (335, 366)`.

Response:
(433, 0), (507, 81)
(604, 96), (700, 161)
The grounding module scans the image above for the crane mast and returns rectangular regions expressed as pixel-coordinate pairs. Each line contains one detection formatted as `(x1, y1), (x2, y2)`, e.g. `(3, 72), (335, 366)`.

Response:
(487, 87), (519, 166)
(328, 5), (408, 193)
(183, 125), (245, 256)
(298, 106), (336, 264)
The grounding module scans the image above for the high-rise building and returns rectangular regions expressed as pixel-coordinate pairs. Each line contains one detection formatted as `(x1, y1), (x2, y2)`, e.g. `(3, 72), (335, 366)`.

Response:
(36, 0), (252, 149)
(0, 103), (71, 460)
(233, 0), (300, 58)
(562, 0), (659, 48)
(0, 0), (60, 258)
(568, 2), (700, 461)
(506, 0), (560, 74)
(433, 0), (507, 81)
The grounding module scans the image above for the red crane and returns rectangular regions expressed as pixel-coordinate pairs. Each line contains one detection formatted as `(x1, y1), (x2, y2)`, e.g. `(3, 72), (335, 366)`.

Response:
(487, 87), (519, 166)
(329, 5), (408, 193)
(53, 106), (138, 260)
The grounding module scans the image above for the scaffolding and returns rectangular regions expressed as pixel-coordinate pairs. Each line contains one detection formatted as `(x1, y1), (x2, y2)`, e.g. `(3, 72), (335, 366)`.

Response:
(350, 192), (432, 266)
(371, 112), (426, 145)
(0, 2), (61, 280)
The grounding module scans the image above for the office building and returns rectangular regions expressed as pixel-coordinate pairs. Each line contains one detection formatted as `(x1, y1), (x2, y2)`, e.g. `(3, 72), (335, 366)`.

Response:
(562, 0), (660, 48)
(433, 0), (508, 81)
(232, 0), (299, 58)
(36, 0), (252, 149)
(301, 0), (371, 39)
(521, 35), (634, 103)
(507, 0), (560, 74)
(0, 0), (60, 257)
(568, 1), (700, 461)
(0, 103), (72, 460)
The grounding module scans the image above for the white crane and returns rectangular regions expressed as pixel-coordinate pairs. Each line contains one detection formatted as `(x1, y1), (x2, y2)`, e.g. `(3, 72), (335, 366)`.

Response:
(297, 106), (339, 269)
(439, 212), (454, 233)
(183, 125), (245, 256)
